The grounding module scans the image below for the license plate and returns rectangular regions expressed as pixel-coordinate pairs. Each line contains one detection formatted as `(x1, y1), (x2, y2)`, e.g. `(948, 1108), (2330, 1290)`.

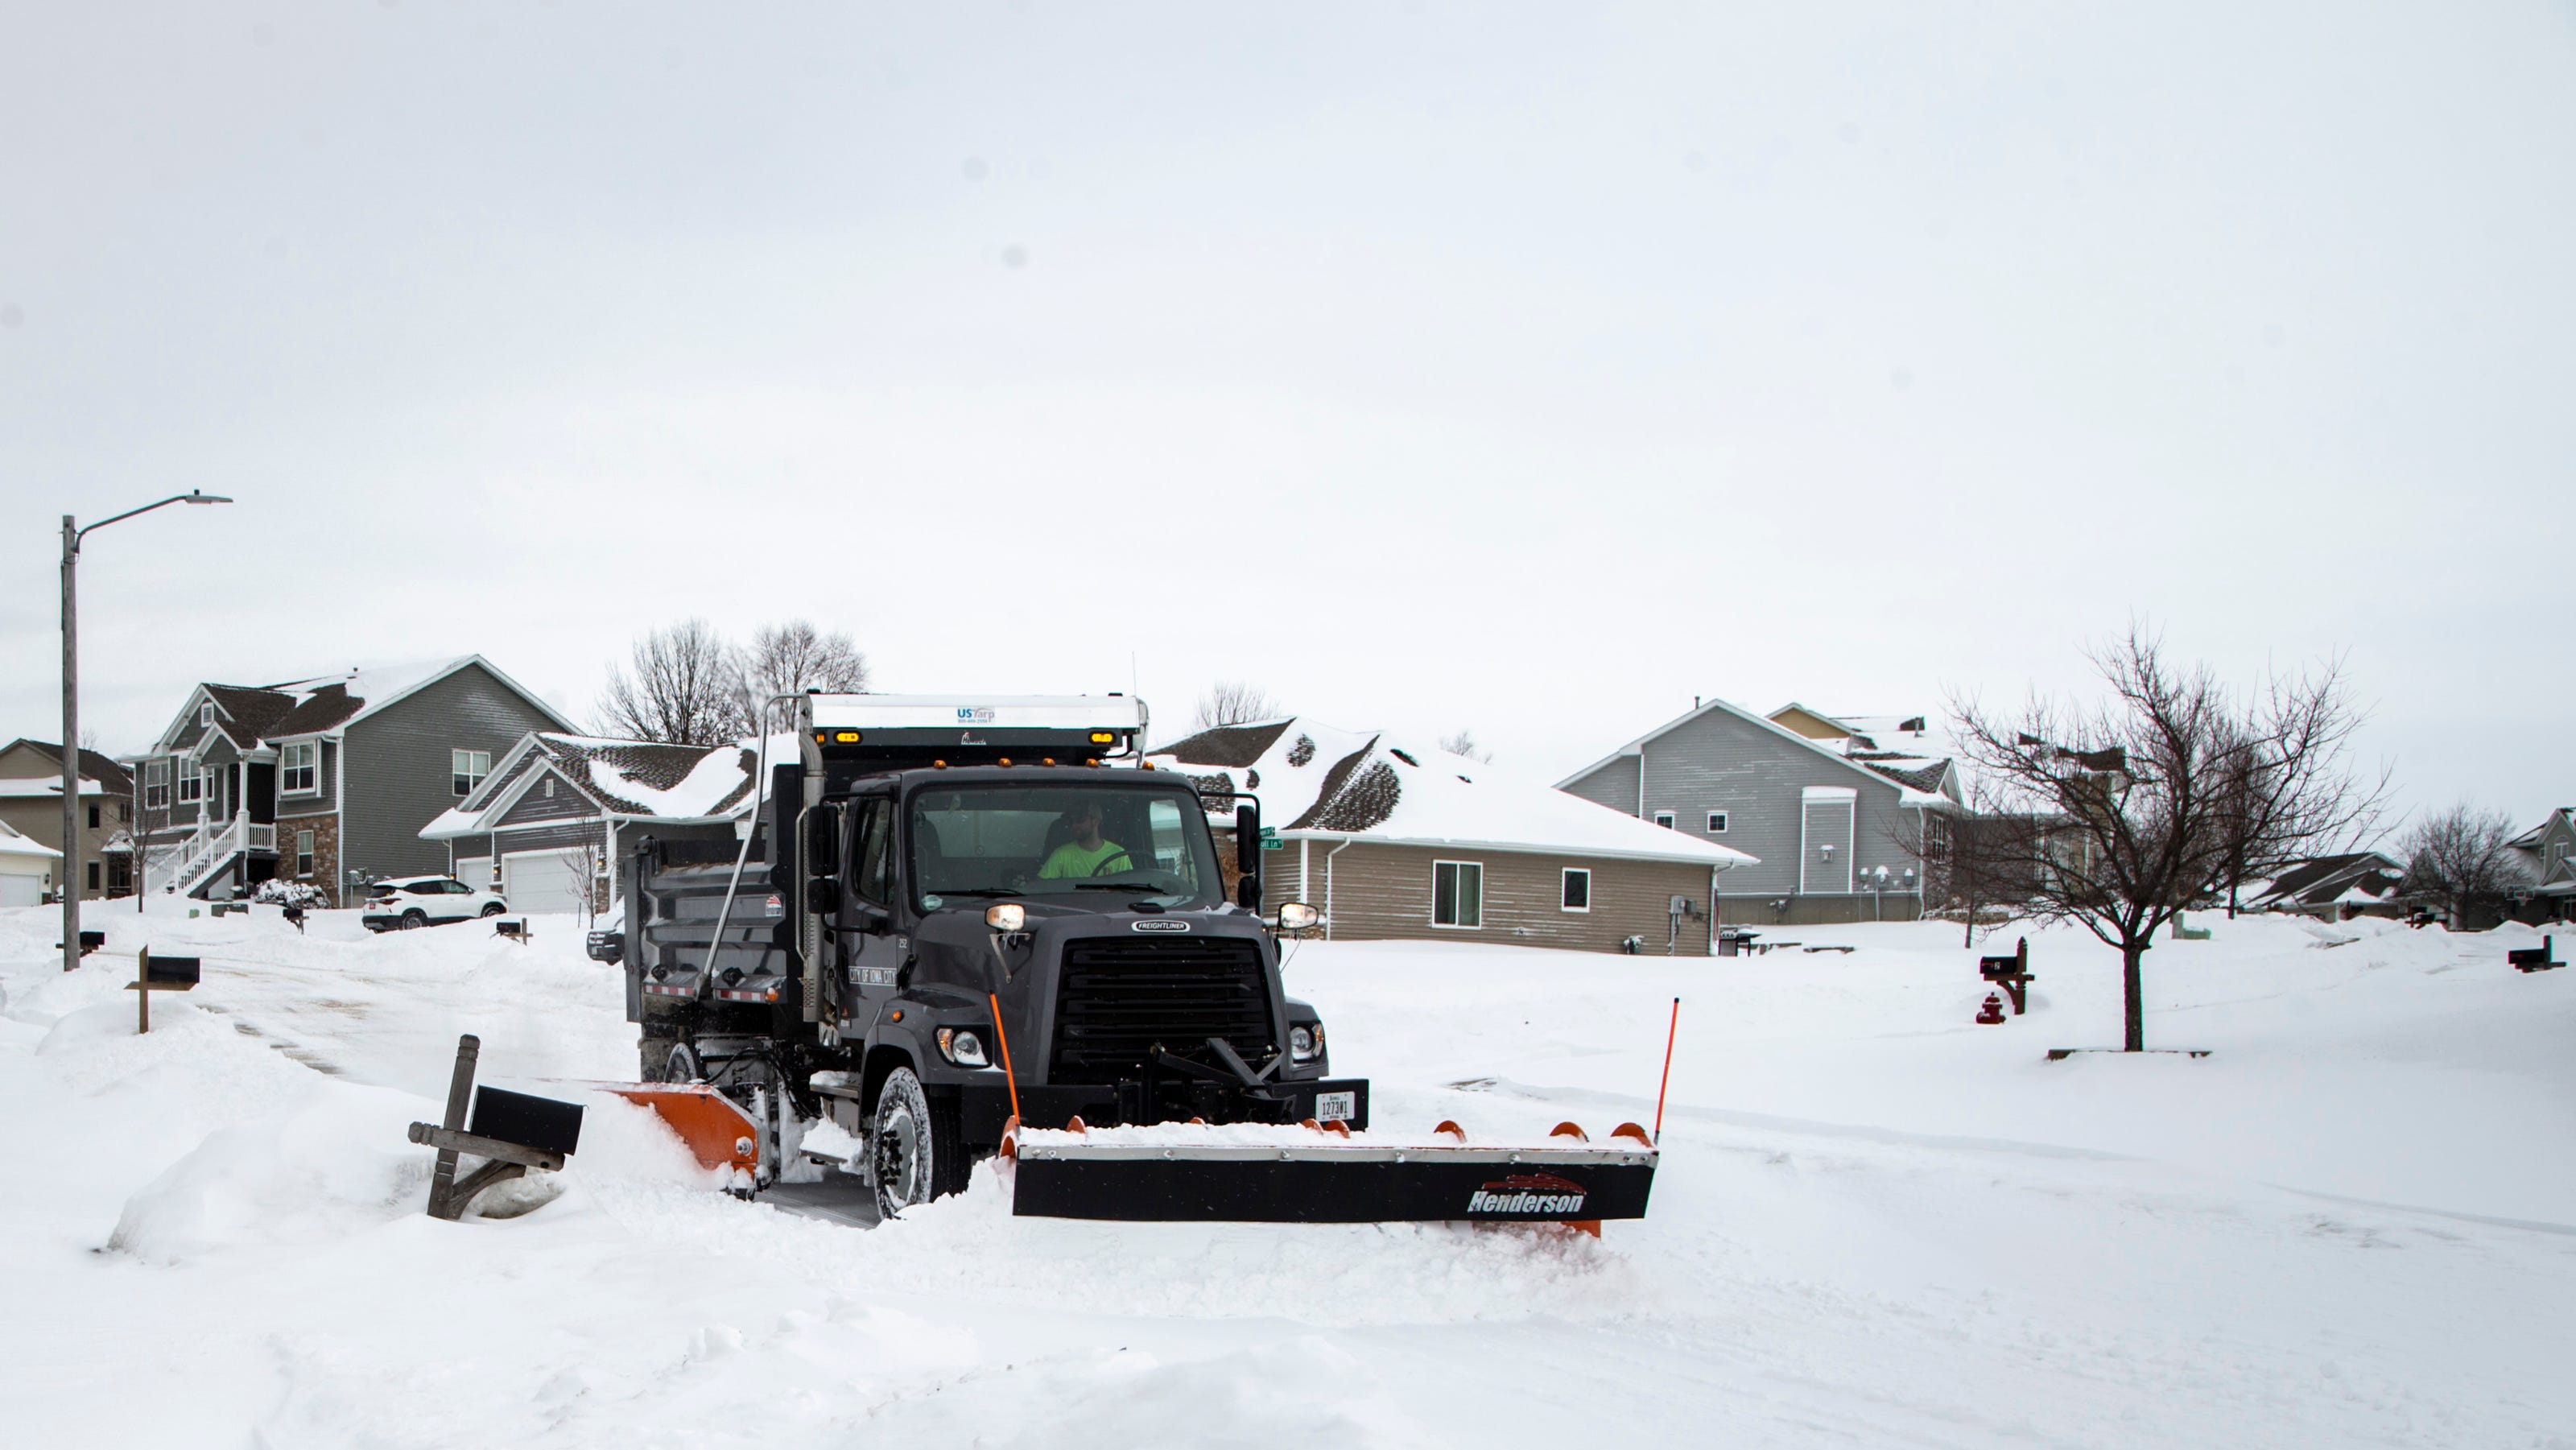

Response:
(1314, 1091), (1356, 1123)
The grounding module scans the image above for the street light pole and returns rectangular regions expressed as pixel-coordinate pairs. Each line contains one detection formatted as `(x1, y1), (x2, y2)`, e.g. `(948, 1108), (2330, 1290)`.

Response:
(60, 491), (233, 974)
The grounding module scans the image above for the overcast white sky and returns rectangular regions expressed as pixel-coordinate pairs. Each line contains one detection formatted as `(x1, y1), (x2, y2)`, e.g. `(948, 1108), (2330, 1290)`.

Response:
(3, 2), (2570, 829)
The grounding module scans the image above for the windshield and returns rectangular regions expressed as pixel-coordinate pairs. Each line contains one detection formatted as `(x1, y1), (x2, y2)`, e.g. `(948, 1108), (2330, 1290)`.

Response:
(908, 783), (1224, 911)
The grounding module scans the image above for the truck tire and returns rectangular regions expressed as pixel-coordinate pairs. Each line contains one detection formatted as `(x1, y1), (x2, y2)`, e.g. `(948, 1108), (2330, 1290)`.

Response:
(871, 1068), (967, 1217)
(659, 1039), (705, 1084)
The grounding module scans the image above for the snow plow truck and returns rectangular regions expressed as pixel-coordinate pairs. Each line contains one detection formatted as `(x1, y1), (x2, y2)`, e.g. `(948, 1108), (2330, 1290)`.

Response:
(594, 693), (1657, 1229)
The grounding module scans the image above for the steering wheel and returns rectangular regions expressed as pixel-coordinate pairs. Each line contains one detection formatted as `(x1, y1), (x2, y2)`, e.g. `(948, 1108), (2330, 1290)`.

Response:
(1088, 852), (1135, 878)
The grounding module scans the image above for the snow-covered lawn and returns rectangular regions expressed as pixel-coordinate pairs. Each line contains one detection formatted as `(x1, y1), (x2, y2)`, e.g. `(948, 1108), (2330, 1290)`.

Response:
(2, 902), (2569, 1448)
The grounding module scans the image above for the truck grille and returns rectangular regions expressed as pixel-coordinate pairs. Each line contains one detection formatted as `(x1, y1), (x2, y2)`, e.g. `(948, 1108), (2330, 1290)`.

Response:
(1049, 936), (1274, 1083)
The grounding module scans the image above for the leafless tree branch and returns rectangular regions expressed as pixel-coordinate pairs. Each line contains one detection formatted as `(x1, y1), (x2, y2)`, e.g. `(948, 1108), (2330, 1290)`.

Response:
(1944, 626), (2387, 1050)
(1193, 681), (1283, 733)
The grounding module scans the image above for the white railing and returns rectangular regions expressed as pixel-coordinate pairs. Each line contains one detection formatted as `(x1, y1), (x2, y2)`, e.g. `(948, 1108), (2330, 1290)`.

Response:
(150, 815), (285, 895)
(145, 823), (213, 887)
(172, 816), (250, 895)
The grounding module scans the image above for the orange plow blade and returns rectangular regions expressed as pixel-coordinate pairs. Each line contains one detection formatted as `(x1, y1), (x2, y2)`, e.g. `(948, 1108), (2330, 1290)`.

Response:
(599, 1083), (764, 1179)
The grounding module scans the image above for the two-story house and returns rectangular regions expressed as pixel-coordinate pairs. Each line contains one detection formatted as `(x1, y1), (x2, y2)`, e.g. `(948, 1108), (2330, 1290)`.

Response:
(0, 739), (134, 899)
(130, 657), (575, 903)
(420, 731), (763, 914)
(1556, 697), (1962, 925)
(2508, 808), (2576, 923)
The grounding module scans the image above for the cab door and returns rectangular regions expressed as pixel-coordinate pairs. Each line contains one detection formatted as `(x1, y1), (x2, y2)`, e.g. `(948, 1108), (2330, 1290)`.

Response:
(840, 795), (905, 1036)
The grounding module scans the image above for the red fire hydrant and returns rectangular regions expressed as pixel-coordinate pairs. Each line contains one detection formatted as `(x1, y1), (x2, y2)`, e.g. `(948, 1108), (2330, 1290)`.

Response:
(1975, 993), (2008, 1026)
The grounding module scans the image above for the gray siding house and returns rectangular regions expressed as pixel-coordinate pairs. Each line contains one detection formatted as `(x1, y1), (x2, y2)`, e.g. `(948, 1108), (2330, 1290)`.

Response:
(422, 732), (761, 914)
(1556, 698), (1961, 926)
(131, 657), (575, 903)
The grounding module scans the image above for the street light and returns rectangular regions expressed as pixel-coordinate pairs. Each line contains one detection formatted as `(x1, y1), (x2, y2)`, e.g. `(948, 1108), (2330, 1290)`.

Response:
(61, 491), (233, 973)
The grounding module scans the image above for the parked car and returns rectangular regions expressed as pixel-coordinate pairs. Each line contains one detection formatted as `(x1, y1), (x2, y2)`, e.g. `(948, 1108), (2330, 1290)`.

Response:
(361, 875), (510, 932)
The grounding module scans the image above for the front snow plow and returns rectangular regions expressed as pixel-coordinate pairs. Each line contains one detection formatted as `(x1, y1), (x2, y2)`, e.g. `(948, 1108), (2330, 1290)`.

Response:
(999, 1118), (1657, 1230)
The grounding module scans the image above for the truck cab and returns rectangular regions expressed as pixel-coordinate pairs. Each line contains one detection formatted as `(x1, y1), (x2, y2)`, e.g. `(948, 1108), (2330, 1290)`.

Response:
(616, 695), (1352, 1215)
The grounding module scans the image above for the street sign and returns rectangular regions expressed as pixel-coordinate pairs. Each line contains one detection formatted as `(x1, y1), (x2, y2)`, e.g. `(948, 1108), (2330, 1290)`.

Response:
(1262, 838), (1284, 851)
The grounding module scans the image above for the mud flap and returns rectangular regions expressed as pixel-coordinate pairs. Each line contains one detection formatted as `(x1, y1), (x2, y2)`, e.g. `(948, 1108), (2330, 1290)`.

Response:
(1005, 1125), (1656, 1225)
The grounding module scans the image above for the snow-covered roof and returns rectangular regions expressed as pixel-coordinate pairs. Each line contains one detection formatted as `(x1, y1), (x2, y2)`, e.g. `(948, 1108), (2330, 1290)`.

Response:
(422, 731), (787, 839)
(168, 656), (576, 750)
(0, 819), (63, 859)
(0, 779), (103, 798)
(1157, 719), (1757, 868)
(2242, 852), (2408, 913)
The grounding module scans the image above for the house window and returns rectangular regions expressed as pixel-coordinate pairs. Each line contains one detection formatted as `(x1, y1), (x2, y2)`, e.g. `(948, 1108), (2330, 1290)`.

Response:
(280, 742), (319, 795)
(144, 758), (170, 809)
(1433, 860), (1484, 928)
(452, 750), (492, 796)
(88, 861), (101, 891)
(543, 777), (555, 799)
(1707, 812), (1728, 834)
(1561, 868), (1591, 912)
(1653, 811), (1676, 829)
(177, 767), (203, 804)
(198, 702), (213, 728)
(87, 804), (100, 829)
(295, 830), (315, 878)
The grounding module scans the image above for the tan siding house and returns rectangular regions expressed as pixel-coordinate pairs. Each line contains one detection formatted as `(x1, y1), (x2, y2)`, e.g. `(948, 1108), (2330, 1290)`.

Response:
(1160, 717), (1752, 955)
(1265, 838), (1717, 953)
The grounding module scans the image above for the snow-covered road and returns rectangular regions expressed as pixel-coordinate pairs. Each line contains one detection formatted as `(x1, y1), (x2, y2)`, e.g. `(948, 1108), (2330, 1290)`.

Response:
(2, 902), (2569, 1447)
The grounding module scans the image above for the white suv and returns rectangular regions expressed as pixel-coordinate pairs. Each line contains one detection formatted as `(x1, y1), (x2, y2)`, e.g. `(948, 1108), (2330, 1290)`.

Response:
(361, 875), (510, 932)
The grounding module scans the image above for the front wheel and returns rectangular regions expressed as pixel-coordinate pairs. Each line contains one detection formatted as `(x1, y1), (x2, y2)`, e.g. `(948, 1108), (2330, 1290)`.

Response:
(870, 1068), (968, 1217)
(480, 903), (506, 918)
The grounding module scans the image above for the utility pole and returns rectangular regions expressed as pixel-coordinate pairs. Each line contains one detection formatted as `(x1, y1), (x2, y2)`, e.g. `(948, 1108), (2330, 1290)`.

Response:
(60, 516), (78, 969)
(60, 492), (233, 973)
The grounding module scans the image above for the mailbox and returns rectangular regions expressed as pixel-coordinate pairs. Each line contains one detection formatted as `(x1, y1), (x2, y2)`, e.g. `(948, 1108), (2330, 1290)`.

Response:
(469, 1087), (585, 1159)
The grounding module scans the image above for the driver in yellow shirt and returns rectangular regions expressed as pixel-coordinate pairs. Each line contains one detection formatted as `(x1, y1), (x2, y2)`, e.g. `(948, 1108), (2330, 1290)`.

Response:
(1039, 802), (1134, 878)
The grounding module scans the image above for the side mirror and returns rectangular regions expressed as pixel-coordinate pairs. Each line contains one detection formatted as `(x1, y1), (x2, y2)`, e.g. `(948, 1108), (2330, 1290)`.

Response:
(1275, 901), (1319, 931)
(1236, 803), (1259, 875)
(803, 806), (840, 877)
(806, 877), (842, 915)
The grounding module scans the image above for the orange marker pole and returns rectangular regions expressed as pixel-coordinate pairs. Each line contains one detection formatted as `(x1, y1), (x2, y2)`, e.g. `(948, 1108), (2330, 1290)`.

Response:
(988, 991), (1023, 1128)
(1653, 997), (1680, 1141)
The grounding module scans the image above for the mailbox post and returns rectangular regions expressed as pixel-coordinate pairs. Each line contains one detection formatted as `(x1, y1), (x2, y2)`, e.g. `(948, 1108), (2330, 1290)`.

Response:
(125, 948), (200, 1033)
(407, 1035), (585, 1220)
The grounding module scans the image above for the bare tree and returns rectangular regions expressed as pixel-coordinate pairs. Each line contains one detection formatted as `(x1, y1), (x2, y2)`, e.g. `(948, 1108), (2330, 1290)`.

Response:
(739, 620), (871, 721)
(1946, 628), (2384, 1051)
(1193, 681), (1283, 733)
(597, 619), (750, 746)
(1438, 729), (1493, 763)
(2398, 803), (2532, 927)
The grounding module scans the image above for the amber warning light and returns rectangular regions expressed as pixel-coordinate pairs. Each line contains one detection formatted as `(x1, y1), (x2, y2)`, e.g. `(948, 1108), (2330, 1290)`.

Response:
(834, 731), (862, 743)
(1090, 731), (1116, 744)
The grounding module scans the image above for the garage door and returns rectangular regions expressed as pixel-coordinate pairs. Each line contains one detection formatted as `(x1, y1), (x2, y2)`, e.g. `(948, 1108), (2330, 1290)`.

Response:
(0, 873), (43, 908)
(502, 852), (589, 915)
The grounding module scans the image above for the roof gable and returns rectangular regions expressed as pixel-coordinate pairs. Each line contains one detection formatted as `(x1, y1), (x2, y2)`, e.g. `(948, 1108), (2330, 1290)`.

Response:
(0, 739), (134, 792)
(1557, 696), (1938, 802)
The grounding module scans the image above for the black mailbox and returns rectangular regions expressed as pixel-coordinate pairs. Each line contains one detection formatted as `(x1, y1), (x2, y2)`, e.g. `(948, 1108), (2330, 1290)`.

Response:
(143, 956), (201, 986)
(469, 1087), (585, 1159)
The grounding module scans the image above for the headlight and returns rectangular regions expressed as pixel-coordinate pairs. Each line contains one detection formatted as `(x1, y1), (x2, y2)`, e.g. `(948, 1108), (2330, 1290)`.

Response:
(1276, 902), (1320, 931)
(985, 903), (1026, 932)
(937, 1027), (991, 1068)
(1289, 1024), (1323, 1063)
